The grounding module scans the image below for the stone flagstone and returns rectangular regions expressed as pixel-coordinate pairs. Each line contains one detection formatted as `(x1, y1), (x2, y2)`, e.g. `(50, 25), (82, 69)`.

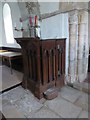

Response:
(28, 106), (61, 118)
(2, 86), (27, 102)
(78, 110), (88, 118)
(2, 103), (26, 118)
(59, 86), (82, 103)
(13, 94), (43, 117)
(45, 97), (82, 118)
(0, 97), (11, 111)
(74, 92), (88, 111)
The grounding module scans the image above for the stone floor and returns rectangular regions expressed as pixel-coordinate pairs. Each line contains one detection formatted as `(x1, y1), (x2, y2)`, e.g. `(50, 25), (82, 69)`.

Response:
(0, 85), (89, 118)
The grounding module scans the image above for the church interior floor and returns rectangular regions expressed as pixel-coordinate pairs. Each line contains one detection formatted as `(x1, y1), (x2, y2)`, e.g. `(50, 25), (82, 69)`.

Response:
(0, 86), (89, 118)
(0, 65), (89, 118)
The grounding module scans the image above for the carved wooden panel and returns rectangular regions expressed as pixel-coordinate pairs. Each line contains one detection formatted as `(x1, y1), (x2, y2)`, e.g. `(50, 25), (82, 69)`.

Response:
(55, 40), (66, 87)
(41, 40), (56, 89)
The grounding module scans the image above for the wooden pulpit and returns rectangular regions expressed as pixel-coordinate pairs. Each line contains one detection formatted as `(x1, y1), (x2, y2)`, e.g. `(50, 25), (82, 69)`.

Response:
(15, 37), (66, 99)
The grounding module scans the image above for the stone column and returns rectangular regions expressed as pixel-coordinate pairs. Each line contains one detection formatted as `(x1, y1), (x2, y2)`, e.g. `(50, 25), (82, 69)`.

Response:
(67, 10), (78, 83)
(77, 58), (88, 82)
(78, 10), (88, 59)
(67, 10), (89, 84)
(69, 10), (78, 61)
(77, 11), (88, 82)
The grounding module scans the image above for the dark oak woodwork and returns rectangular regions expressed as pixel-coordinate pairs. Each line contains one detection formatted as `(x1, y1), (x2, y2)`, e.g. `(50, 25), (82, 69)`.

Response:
(0, 46), (21, 52)
(15, 37), (66, 99)
(0, 47), (23, 72)
(55, 40), (66, 87)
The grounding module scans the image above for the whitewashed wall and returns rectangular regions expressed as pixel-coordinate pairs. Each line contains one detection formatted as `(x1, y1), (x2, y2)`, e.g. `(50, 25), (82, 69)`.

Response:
(39, 2), (59, 14)
(41, 13), (69, 75)
(88, 2), (90, 48)
(0, 2), (2, 47)
(88, 12), (90, 48)
(1, 2), (22, 48)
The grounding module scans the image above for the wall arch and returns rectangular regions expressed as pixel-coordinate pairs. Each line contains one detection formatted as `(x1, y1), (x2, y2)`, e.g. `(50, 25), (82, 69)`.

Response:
(3, 3), (14, 44)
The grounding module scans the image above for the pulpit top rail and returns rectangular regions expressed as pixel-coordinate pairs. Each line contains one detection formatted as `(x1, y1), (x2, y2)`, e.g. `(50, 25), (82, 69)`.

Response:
(15, 37), (66, 42)
(15, 37), (40, 41)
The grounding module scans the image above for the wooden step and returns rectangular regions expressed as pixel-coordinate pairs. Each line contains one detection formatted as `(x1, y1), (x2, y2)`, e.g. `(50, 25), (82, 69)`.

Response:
(43, 88), (58, 100)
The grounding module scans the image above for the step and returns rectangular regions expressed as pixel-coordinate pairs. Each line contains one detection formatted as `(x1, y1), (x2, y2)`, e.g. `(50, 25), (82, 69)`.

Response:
(43, 88), (58, 100)
(73, 82), (90, 94)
